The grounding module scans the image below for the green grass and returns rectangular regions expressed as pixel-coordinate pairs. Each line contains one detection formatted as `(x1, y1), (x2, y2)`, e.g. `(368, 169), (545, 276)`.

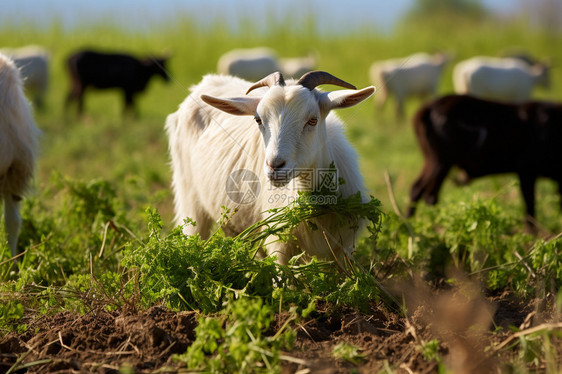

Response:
(1, 11), (562, 373)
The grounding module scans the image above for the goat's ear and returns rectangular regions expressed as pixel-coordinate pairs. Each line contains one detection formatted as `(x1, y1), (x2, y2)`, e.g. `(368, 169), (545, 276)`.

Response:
(201, 95), (260, 116)
(321, 86), (376, 111)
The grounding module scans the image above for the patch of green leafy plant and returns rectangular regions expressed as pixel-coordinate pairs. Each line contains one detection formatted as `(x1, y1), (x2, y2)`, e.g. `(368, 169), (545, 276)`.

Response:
(522, 236), (562, 298)
(121, 210), (274, 312)
(418, 338), (449, 374)
(237, 188), (383, 256)
(64, 270), (135, 312)
(421, 339), (441, 362)
(332, 342), (364, 365)
(174, 296), (296, 373)
(406, 197), (536, 292)
(0, 173), (141, 324)
(121, 191), (384, 313)
(515, 327), (562, 371)
(269, 258), (385, 314)
(440, 200), (516, 261)
(369, 212), (409, 254)
(0, 300), (25, 333)
(499, 323), (562, 372)
(8, 173), (134, 287)
(360, 212), (413, 281)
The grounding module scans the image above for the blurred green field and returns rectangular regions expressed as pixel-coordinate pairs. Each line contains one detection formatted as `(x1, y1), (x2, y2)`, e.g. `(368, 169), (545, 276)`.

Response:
(1, 14), (561, 235)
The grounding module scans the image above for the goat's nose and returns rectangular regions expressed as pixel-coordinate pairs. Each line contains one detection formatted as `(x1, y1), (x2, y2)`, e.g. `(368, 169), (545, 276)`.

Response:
(267, 159), (286, 171)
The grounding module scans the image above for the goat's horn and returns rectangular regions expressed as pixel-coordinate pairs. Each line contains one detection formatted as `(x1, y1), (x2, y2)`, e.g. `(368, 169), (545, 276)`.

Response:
(297, 71), (356, 91)
(246, 72), (285, 94)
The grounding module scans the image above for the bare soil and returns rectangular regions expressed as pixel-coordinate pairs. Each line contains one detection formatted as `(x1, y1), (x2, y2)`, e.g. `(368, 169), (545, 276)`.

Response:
(0, 289), (558, 373)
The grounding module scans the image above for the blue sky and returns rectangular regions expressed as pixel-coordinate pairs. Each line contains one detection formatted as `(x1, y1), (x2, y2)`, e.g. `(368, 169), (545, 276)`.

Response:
(3, 0), (517, 33)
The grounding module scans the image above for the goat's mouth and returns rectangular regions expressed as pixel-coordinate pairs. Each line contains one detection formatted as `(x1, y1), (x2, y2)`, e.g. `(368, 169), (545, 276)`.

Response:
(267, 170), (293, 187)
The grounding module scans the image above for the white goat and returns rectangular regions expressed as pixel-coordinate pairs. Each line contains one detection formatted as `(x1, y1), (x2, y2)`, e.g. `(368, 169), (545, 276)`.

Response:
(1, 46), (49, 109)
(0, 53), (39, 262)
(166, 71), (374, 265)
(369, 52), (450, 118)
(453, 56), (550, 102)
(217, 47), (281, 82)
(217, 47), (317, 82)
(279, 53), (316, 79)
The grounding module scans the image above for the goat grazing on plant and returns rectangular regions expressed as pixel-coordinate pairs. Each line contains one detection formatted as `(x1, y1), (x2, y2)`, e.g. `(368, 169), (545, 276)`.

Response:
(0, 53), (40, 262)
(166, 71), (374, 264)
(65, 49), (170, 116)
(279, 53), (316, 79)
(217, 47), (281, 82)
(453, 56), (550, 103)
(369, 52), (451, 118)
(217, 47), (317, 81)
(407, 94), (562, 231)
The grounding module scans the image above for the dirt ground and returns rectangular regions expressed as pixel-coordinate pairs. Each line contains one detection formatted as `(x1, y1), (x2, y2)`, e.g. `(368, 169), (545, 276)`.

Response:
(0, 288), (558, 373)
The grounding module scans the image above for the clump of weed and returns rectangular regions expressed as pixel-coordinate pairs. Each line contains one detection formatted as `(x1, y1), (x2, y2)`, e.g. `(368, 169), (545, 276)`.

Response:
(174, 296), (296, 373)
(332, 342), (365, 365)
(11, 173), (133, 286)
(0, 300), (25, 333)
(389, 195), (562, 303)
(120, 191), (384, 314)
(0, 172), (139, 321)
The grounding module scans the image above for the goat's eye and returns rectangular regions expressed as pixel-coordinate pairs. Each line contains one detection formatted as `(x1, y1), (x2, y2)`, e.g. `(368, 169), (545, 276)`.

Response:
(254, 116), (262, 126)
(306, 117), (318, 126)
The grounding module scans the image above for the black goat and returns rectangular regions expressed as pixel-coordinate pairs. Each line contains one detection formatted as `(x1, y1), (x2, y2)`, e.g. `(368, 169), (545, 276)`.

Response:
(65, 50), (170, 116)
(407, 94), (562, 230)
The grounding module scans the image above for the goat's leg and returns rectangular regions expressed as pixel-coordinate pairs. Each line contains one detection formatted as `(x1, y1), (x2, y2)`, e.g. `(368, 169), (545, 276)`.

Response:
(76, 89), (86, 115)
(423, 165), (450, 206)
(185, 212), (214, 240)
(175, 190), (214, 240)
(4, 194), (22, 261)
(123, 91), (137, 117)
(266, 241), (296, 265)
(407, 164), (433, 217)
(519, 173), (537, 233)
(65, 83), (84, 115)
(64, 89), (77, 113)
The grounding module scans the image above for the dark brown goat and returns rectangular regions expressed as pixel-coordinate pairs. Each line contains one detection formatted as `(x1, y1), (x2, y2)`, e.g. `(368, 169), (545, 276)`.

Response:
(65, 50), (170, 116)
(407, 94), (562, 230)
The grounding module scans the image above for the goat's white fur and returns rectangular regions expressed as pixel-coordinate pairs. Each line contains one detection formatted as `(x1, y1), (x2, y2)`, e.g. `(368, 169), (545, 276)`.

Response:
(369, 52), (450, 117)
(166, 73), (374, 264)
(453, 56), (550, 102)
(0, 53), (39, 260)
(1, 46), (49, 108)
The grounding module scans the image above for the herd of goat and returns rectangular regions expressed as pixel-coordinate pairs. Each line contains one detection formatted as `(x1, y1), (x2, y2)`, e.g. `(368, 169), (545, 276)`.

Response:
(0, 44), (559, 267)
